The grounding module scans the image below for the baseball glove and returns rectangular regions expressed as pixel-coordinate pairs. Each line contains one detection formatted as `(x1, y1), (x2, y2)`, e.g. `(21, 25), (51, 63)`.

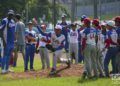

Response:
(46, 44), (55, 52)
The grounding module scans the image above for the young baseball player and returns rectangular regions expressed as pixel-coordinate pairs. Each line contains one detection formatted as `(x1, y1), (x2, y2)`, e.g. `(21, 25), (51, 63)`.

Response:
(77, 15), (87, 63)
(38, 24), (50, 69)
(103, 20), (118, 77)
(81, 18), (93, 79)
(92, 19), (104, 77)
(0, 10), (15, 74)
(24, 21), (36, 72)
(68, 23), (79, 64)
(114, 16), (120, 73)
(33, 19), (70, 74)
(81, 18), (103, 79)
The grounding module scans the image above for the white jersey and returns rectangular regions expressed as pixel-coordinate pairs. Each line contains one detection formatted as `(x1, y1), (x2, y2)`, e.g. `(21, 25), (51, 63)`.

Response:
(81, 27), (97, 46)
(39, 34), (50, 47)
(98, 32), (106, 50)
(68, 29), (79, 43)
(51, 32), (65, 48)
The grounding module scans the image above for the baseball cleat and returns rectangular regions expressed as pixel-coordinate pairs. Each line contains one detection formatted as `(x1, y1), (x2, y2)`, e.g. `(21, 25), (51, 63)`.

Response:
(49, 68), (57, 75)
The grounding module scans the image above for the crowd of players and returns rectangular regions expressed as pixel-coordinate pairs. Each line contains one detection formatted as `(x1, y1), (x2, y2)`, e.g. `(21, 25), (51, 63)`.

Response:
(0, 10), (120, 80)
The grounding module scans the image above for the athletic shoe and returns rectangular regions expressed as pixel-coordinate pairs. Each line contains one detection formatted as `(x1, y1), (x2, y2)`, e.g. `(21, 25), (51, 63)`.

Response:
(49, 68), (56, 75)
(66, 60), (71, 68)
(30, 69), (35, 71)
(24, 69), (29, 72)
(1, 70), (7, 74)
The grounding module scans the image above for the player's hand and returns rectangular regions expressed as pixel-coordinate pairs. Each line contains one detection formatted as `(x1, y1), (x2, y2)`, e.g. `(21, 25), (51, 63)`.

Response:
(32, 18), (38, 26)
(102, 48), (106, 52)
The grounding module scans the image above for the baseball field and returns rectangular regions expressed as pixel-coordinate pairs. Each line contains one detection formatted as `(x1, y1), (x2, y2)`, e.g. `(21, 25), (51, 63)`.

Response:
(0, 53), (113, 86)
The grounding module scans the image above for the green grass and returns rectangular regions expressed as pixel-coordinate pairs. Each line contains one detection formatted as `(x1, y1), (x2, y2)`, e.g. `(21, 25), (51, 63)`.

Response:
(0, 54), (114, 86)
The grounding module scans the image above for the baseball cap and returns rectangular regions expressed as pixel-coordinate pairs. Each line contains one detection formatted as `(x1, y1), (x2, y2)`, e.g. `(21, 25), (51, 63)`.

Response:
(8, 10), (14, 15)
(92, 19), (99, 26)
(55, 25), (62, 30)
(28, 21), (33, 24)
(114, 16), (120, 22)
(83, 18), (91, 24)
(106, 20), (115, 27)
(61, 13), (67, 18)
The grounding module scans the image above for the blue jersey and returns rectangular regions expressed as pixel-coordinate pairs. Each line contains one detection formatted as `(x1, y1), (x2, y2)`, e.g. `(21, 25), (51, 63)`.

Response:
(25, 29), (36, 44)
(60, 22), (69, 40)
(0, 18), (15, 46)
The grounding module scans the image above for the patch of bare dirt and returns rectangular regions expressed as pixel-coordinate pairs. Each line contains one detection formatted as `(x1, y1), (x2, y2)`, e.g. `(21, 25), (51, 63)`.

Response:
(4, 64), (84, 79)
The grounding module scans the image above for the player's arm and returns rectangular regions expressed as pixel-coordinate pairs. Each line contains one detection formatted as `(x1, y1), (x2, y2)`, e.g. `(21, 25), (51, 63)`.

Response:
(55, 39), (65, 51)
(81, 31), (87, 51)
(0, 19), (6, 30)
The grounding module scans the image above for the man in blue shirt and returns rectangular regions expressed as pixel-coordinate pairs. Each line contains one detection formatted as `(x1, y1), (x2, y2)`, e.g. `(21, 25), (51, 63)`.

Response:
(0, 10), (15, 74)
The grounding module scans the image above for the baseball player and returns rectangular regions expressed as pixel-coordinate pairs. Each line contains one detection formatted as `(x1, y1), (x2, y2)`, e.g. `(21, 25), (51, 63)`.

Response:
(92, 19), (104, 77)
(81, 18), (104, 79)
(99, 22), (107, 68)
(60, 14), (69, 60)
(33, 19), (70, 74)
(38, 24), (50, 69)
(114, 16), (120, 73)
(77, 15), (87, 63)
(0, 10), (15, 74)
(81, 18), (93, 79)
(68, 23), (79, 64)
(24, 21), (36, 72)
(103, 21), (118, 77)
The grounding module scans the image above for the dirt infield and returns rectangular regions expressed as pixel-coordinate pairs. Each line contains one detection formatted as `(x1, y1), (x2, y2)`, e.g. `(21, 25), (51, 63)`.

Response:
(6, 64), (84, 79)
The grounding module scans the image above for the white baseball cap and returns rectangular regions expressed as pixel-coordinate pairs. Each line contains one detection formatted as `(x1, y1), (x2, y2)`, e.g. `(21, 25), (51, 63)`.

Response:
(106, 20), (115, 27)
(55, 25), (62, 30)
(61, 13), (67, 18)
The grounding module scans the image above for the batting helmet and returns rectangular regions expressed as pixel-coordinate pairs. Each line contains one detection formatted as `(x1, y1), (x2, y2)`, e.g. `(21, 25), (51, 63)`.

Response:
(92, 19), (99, 26)
(83, 18), (91, 24)
(114, 16), (120, 23)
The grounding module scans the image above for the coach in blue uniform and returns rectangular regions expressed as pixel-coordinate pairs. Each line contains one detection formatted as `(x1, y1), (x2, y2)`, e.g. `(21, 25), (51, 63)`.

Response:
(60, 14), (70, 60)
(24, 21), (36, 72)
(0, 10), (15, 74)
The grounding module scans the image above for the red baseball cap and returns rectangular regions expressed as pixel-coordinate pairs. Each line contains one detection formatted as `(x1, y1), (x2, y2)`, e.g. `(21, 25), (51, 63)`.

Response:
(92, 19), (99, 26)
(83, 18), (91, 24)
(114, 16), (120, 23)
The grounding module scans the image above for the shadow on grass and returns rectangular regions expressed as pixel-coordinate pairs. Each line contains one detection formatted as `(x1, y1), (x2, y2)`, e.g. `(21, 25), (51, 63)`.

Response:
(77, 77), (98, 84)
(47, 66), (70, 78)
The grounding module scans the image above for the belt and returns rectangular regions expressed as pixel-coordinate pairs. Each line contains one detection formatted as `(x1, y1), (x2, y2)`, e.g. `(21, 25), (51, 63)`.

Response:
(110, 45), (116, 48)
(40, 46), (45, 48)
(26, 43), (35, 45)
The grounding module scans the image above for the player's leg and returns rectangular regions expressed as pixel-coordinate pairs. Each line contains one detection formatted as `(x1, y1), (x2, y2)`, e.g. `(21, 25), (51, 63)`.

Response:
(13, 44), (18, 67)
(24, 44), (30, 71)
(91, 46), (98, 77)
(73, 43), (78, 64)
(111, 47), (118, 74)
(44, 48), (50, 69)
(97, 49), (104, 77)
(104, 48), (111, 77)
(78, 42), (83, 63)
(21, 45), (25, 66)
(30, 44), (35, 71)
(83, 45), (92, 78)
(5, 46), (14, 72)
(50, 50), (62, 74)
(39, 47), (45, 69)
(69, 43), (73, 63)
